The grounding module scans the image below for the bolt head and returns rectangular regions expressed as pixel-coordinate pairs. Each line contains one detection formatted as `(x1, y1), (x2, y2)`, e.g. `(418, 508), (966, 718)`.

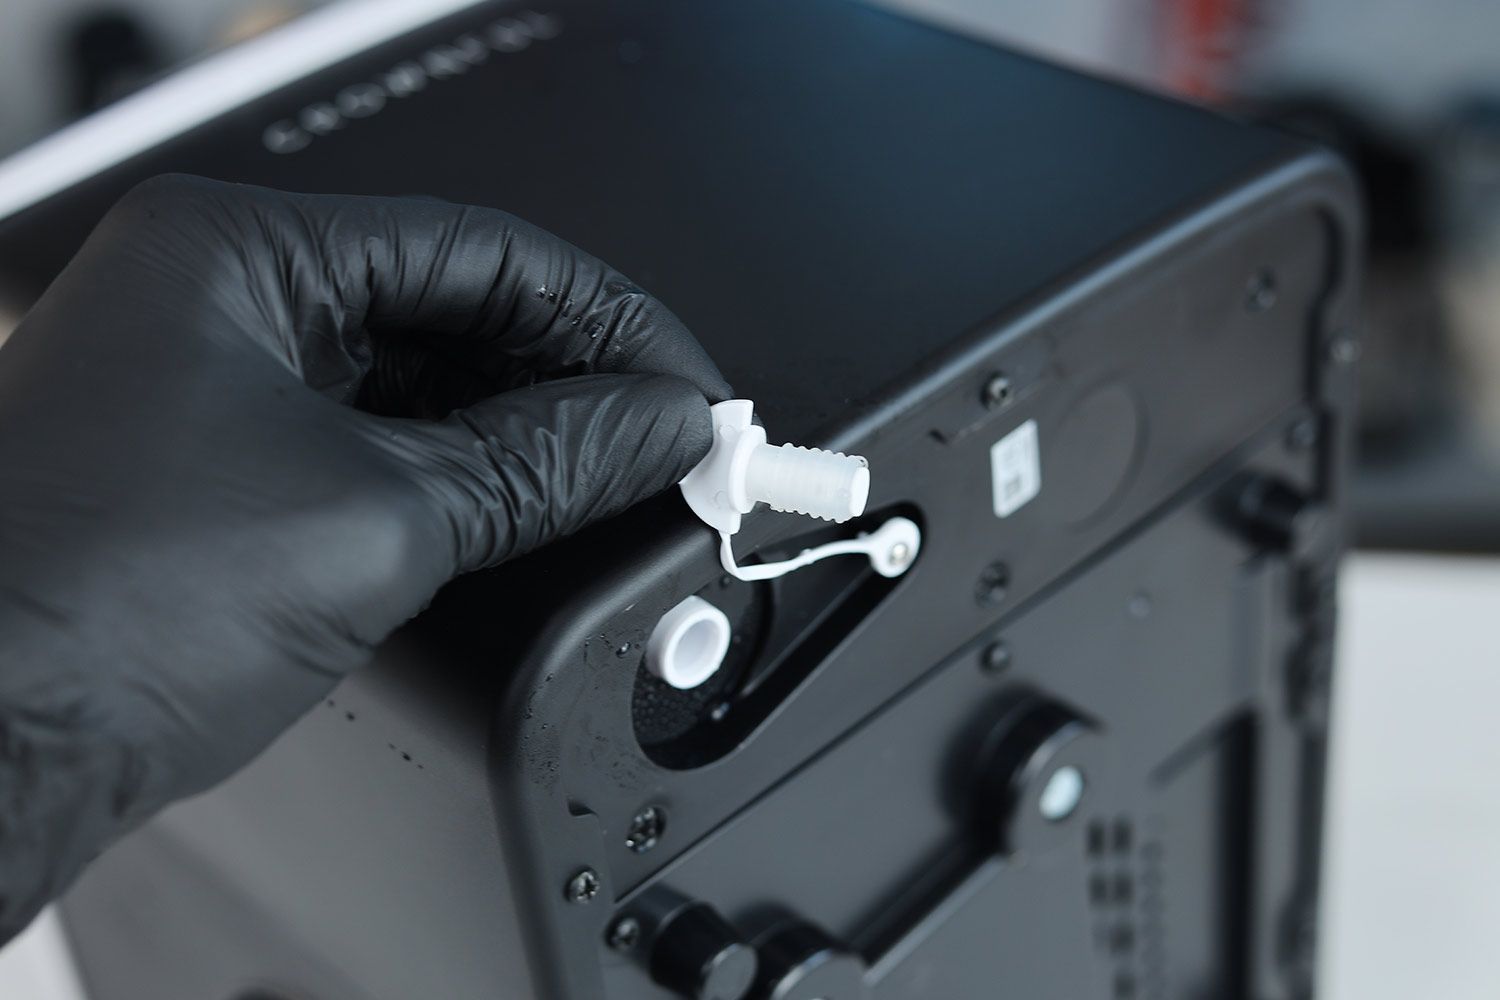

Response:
(888, 541), (911, 569)
(982, 372), (1013, 410)
(565, 868), (601, 903)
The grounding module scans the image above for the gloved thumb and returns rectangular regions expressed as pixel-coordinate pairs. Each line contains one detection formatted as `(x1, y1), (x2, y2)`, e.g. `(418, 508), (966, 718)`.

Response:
(388, 372), (714, 575)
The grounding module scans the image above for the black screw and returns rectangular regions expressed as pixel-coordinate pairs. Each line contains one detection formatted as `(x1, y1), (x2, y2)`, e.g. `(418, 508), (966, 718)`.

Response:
(625, 805), (666, 854)
(607, 916), (642, 952)
(564, 868), (601, 904)
(1245, 268), (1277, 312)
(1286, 415), (1319, 453)
(975, 561), (1010, 607)
(982, 372), (1013, 410)
(980, 640), (1012, 675)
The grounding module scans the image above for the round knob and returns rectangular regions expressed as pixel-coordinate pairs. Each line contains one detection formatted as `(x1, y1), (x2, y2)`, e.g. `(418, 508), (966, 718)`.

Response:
(974, 695), (1104, 857)
(753, 921), (867, 1000)
(649, 902), (759, 1000)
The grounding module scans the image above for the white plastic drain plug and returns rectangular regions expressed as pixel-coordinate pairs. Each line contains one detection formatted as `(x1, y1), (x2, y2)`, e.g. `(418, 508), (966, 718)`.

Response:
(678, 399), (918, 583)
(679, 399), (869, 533)
(645, 596), (733, 690)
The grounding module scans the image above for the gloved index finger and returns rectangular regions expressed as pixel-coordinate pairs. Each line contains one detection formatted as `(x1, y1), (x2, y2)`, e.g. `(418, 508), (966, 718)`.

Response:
(221, 179), (732, 403)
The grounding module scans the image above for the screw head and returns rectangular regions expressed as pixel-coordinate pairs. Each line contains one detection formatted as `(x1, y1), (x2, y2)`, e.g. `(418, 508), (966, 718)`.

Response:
(564, 868), (601, 904)
(1245, 268), (1278, 312)
(982, 372), (1014, 410)
(975, 561), (1010, 607)
(981, 640), (1012, 675)
(1038, 765), (1086, 822)
(625, 805), (667, 854)
(607, 916), (642, 952)
(888, 541), (911, 569)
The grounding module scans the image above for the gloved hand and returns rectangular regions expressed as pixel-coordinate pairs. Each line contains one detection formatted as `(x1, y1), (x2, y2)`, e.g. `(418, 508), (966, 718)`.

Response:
(0, 174), (731, 942)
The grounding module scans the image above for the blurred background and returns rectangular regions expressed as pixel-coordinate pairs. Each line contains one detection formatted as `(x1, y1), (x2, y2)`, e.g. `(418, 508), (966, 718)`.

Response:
(1, 0), (1497, 997)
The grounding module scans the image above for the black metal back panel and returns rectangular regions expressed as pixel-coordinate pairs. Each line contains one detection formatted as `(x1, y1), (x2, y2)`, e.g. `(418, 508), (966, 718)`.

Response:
(0, 2), (1359, 999)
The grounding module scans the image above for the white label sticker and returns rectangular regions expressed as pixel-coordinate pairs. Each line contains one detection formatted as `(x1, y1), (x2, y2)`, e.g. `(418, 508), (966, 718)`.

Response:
(990, 419), (1041, 518)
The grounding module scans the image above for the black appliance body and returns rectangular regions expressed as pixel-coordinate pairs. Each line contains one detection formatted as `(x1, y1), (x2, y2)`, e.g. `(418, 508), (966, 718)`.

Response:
(0, 2), (1358, 999)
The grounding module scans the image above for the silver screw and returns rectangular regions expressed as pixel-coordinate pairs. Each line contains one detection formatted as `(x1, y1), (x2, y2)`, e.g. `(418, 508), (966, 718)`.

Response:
(888, 541), (911, 569)
(607, 916), (641, 952)
(982, 372), (1013, 409)
(564, 868), (600, 904)
(625, 805), (666, 854)
(1039, 766), (1086, 822)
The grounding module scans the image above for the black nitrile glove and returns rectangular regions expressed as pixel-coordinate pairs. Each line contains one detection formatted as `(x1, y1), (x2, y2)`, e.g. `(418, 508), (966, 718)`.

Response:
(0, 175), (731, 942)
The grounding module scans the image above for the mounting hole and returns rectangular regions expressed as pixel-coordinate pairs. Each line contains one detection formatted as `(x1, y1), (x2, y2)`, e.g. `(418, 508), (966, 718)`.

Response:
(647, 596), (732, 690)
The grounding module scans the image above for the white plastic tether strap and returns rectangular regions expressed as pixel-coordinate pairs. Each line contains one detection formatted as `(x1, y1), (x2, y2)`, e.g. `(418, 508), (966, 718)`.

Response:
(717, 516), (922, 583)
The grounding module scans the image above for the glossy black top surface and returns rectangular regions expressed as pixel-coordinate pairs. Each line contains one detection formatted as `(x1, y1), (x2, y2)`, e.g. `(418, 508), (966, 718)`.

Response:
(0, 0), (1303, 442)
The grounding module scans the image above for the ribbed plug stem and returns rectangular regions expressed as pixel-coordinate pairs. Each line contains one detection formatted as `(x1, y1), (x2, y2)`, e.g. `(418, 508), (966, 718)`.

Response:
(743, 443), (870, 522)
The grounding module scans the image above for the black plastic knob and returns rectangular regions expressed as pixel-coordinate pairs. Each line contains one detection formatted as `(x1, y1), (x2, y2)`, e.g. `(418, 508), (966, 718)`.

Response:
(973, 694), (1104, 857)
(649, 902), (759, 1000)
(752, 920), (867, 1000)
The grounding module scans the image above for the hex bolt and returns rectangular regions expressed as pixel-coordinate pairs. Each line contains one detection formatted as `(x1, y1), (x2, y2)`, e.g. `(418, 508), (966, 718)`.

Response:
(982, 372), (1014, 410)
(981, 640), (1012, 675)
(625, 805), (667, 854)
(607, 916), (642, 952)
(564, 867), (601, 904)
